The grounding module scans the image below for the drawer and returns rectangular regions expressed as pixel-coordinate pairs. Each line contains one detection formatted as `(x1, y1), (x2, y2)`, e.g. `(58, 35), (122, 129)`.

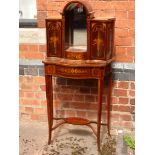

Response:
(55, 66), (90, 77)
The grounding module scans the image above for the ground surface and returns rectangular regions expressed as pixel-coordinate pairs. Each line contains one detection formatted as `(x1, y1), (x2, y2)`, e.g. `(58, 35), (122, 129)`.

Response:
(19, 120), (134, 155)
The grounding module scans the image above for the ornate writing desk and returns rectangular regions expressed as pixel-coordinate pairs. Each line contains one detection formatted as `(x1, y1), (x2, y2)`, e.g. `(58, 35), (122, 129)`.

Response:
(42, 0), (115, 151)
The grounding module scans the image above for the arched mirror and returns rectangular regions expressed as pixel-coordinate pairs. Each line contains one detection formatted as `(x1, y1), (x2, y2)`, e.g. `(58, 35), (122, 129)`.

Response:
(64, 2), (87, 53)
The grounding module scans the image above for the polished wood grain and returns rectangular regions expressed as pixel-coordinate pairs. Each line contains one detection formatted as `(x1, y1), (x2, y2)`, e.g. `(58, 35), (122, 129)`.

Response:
(43, 0), (115, 151)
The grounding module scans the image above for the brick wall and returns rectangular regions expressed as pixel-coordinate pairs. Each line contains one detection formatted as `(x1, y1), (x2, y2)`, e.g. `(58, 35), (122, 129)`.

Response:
(19, 0), (135, 130)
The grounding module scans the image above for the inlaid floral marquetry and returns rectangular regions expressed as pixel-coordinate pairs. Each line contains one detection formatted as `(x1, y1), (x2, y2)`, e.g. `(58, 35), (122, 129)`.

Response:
(46, 20), (62, 57)
(91, 23), (106, 59)
(56, 66), (90, 76)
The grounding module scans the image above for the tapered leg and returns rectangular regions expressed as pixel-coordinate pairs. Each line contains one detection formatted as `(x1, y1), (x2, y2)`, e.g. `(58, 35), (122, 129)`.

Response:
(45, 75), (53, 144)
(107, 72), (112, 136)
(97, 78), (103, 151)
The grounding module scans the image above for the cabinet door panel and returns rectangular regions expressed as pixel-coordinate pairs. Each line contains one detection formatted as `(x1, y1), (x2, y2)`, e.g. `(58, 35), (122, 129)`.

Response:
(46, 19), (62, 57)
(90, 22), (106, 59)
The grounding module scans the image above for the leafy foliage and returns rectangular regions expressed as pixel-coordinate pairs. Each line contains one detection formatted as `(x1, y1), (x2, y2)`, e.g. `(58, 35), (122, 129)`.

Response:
(123, 135), (135, 150)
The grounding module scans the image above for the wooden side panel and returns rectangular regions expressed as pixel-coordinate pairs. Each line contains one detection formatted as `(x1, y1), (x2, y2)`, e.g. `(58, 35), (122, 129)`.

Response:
(46, 19), (62, 57)
(90, 21), (106, 60)
(106, 22), (114, 60)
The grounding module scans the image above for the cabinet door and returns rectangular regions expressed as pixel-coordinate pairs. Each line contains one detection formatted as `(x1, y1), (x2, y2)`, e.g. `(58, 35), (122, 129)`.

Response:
(46, 19), (62, 57)
(90, 21), (106, 59)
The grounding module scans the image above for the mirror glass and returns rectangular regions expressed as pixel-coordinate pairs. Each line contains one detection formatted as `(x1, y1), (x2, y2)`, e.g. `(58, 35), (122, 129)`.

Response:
(64, 3), (87, 52)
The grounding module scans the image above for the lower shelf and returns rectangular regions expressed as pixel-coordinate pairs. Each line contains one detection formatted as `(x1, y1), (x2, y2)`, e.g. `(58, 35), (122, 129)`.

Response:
(51, 117), (107, 138)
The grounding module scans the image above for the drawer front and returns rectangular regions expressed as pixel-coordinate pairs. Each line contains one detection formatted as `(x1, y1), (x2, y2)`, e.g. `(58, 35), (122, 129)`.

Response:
(56, 66), (90, 77)
(45, 65), (105, 78)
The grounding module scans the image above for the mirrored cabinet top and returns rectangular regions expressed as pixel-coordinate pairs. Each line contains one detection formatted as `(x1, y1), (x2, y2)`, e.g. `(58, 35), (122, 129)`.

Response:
(64, 3), (87, 53)
(46, 0), (115, 60)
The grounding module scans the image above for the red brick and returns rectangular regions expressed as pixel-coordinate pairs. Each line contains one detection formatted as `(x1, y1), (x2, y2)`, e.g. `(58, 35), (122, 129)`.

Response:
(130, 82), (135, 90)
(34, 108), (46, 114)
(19, 44), (28, 52)
(115, 46), (127, 57)
(24, 92), (34, 98)
(112, 105), (119, 111)
(31, 114), (40, 120)
(28, 45), (39, 52)
(65, 110), (76, 117)
(113, 89), (128, 97)
(62, 102), (70, 108)
(21, 99), (41, 105)
(118, 81), (129, 89)
(128, 11), (135, 19)
(112, 1), (130, 11)
(129, 90), (135, 97)
(119, 98), (129, 104)
(115, 54), (134, 63)
(57, 93), (73, 101)
(19, 107), (25, 113)
(54, 101), (61, 109)
(113, 81), (118, 88)
(19, 51), (26, 59)
(121, 121), (134, 128)
(85, 95), (96, 102)
(101, 10), (115, 18)
(21, 83), (40, 91)
(111, 113), (119, 121)
(24, 76), (34, 83)
(37, 11), (47, 20)
(37, 0), (47, 11)
(76, 111), (87, 117)
(32, 100), (41, 105)
(115, 11), (128, 19)
(128, 19), (135, 29)
(39, 44), (46, 52)
(87, 112), (97, 119)
(19, 76), (24, 82)
(60, 86), (78, 93)
(128, 29), (135, 37)
(120, 114), (132, 121)
(37, 20), (46, 28)
(128, 1), (135, 10)
(131, 105), (135, 114)
(56, 110), (65, 117)
(25, 107), (33, 113)
(111, 97), (118, 104)
(41, 100), (47, 106)
(69, 102), (97, 110)
(111, 121), (121, 128)
(73, 95), (84, 102)
(25, 52), (45, 59)
(93, 1), (113, 10)
(40, 85), (46, 91)
(115, 37), (133, 46)
(119, 105), (131, 112)
(115, 20), (129, 28)
(47, 11), (61, 18)
(79, 87), (90, 94)
(35, 92), (46, 99)
(34, 77), (45, 85)
(47, 1), (61, 11)
(115, 28), (128, 37)
(21, 113), (31, 120)
(127, 47), (135, 56)
(19, 91), (24, 97)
